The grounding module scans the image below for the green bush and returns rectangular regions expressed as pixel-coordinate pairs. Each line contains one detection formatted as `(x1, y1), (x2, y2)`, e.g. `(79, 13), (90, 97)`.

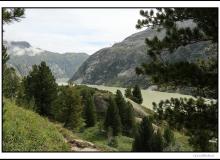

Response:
(108, 137), (118, 148)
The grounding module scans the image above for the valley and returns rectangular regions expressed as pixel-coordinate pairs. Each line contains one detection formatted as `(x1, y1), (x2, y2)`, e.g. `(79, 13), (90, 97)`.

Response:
(86, 84), (194, 110)
(5, 41), (89, 80)
(57, 81), (194, 110)
(2, 8), (218, 154)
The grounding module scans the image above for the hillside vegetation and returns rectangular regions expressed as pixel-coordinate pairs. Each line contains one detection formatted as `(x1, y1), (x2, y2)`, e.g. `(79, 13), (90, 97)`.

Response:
(3, 8), (217, 153)
(3, 98), (70, 151)
(2, 97), (193, 152)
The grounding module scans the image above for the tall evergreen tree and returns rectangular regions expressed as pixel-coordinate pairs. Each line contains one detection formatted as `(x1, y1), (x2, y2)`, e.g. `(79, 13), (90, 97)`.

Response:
(132, 85), (143, 104)
(2, 45), (9, 73)
(135, 8), (218, 99)
(153, 97), (217, 151)
(50, 86), (68, 122)
(3, 8), (25, 99)
(132, 117), (154, 151)
(24, 61), (57, 116)
(104, 96), (122, 136)
(63, 87), (83, 130)
(3, 8), (25, 25)
(152, 130), (163, 152)
(3, 8), (25, 71)
(115, 90), (127, 131)
(135, 8), (218, 151)
(84, 93), (96, 127)
(136, 8), (217, 54)
(3, 67), (20, 99)
(125, 102), (136, 136)
(125, 87), (132, 98)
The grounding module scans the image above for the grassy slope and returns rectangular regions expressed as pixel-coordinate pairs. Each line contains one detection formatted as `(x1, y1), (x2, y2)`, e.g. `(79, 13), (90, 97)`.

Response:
(74, 124), (133, 152)
(2, 98), (128, 152)
(174, 131), (193, 151)
(3, 97), (192, 152)
(3, 99), (70, 152)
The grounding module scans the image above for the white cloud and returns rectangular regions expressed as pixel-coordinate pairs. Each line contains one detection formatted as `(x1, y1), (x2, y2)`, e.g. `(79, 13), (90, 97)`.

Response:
(3, 9), (146, 55)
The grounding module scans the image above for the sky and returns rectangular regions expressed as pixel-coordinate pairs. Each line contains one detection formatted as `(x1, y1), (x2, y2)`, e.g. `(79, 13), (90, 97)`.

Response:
(3, 9), (146, 55)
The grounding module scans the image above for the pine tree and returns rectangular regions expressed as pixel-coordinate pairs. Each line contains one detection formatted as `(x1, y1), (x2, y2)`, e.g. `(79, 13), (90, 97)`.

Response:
(152, 130), (163, 152)
(3, 8), (24, 99)
(24, 61), (57, 116)
(135, 9), (218, 149)
(84, 94), (96, 127)
(104, 96), (122, 136)
(2, 45), (9, 73)
(125, 102), (136, 136)
(50, 86), (68, 122)
(125, 87), (132, 98)
(3, 67), (20, 99)
(63, 87), (83, 130)
(135, 8), (218, 99)
(163, 127), (175, 148)
(115, 90), (127, 131)
(3, 8), (24, 72)
(136, 8), (217, 53)
(132, 117), (154, 151)
(3, 8), (25, 25)
(132, 85), (143, 104)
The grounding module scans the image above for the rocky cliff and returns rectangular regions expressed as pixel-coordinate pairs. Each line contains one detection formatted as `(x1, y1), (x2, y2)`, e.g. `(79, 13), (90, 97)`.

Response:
(70, 21), (214, 88)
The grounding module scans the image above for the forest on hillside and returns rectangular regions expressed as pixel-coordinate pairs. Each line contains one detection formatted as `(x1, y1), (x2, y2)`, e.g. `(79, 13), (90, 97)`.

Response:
(2, 8), (218, 152)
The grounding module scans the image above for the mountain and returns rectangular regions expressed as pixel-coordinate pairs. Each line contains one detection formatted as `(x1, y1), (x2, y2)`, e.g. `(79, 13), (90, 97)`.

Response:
(70, 20), (216, 88)
(5, 41), (89, 81)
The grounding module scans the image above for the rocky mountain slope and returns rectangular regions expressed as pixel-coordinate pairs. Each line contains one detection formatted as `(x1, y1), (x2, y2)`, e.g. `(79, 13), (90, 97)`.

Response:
(70, 20), (215, 88)
(5, 41), (89, 80)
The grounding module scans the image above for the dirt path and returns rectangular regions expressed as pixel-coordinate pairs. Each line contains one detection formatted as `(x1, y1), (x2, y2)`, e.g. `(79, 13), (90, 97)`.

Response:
(64, 137), (100, 152)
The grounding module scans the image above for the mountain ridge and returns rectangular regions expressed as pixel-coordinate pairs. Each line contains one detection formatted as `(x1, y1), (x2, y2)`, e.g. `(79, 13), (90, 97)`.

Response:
(70, 21), (214, 88)
(5, 41), (89, 80)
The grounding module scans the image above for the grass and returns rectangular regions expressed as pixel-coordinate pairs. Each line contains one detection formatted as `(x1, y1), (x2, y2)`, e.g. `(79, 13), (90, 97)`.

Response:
(75, 123), (133, 152)
(2, 98), (133, 152)
(2, 96), (193, 152)
(174, 131), (193, 151)
(3, 98), (70, 152)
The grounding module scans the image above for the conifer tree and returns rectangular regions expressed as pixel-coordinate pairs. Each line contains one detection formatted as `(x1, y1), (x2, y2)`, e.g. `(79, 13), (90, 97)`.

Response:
(63, 87), (83, 130)
(3, 67), (20, 99)
(152, 130), (163, 152)
(125, 87), (132, 98)
(153, 98), (217, 151)
(3, 8), (24, 99)
(132, 85), (143, 104)
(84, 94), (96, 127)
(104, 96), (122, 136)
(135, 9), (218, 150)
(135, 8), (218, 99)
(3, 8), (25, 71)
(125, 102), (136, 136)
(2, 45), (9, 73)
(115, 90), (127, 131)
(50, 86), (68, 122)
(132, 117), (154, 151)
(24, 61), (57, 116)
